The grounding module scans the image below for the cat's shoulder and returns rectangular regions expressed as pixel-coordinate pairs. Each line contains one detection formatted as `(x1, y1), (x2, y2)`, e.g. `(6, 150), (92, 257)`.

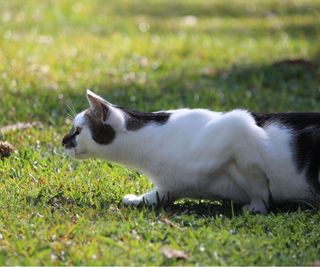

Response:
(168, 108), (222, 123)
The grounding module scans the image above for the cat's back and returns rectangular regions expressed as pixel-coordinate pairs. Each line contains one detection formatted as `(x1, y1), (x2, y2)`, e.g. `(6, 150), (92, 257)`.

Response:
(165, 108), (222, 130)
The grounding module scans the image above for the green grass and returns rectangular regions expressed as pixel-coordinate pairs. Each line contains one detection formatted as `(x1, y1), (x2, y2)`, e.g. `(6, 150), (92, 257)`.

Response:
(0, 0), (320, 265)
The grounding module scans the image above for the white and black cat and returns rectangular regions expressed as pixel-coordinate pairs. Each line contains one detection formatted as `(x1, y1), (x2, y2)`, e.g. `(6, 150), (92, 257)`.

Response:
(62, 90), (320, 213)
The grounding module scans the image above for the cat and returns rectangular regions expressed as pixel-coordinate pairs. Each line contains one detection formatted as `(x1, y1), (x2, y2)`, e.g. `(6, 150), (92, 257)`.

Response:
(62, 90), (320, 213)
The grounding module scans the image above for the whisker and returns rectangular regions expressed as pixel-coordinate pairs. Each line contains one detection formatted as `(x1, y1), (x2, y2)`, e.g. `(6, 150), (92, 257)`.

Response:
(66, 103), (77, 118)
(66, 113), (75, 121)
(71, 103), (77, 117)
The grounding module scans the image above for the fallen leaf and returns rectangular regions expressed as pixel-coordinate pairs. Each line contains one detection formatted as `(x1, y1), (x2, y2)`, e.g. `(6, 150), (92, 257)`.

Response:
(160, 217), (183, 230)
(0, 141), (15, 157)
(162, 247), (189, 260)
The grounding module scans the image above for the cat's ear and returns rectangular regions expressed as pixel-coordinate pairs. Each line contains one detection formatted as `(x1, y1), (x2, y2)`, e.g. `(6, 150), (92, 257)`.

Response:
(86, 89), (126, 131)
(86, 89), (110, 122)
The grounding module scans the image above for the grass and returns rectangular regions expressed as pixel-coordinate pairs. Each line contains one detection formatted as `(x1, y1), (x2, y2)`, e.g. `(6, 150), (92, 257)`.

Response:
(0, 0), (320, 265)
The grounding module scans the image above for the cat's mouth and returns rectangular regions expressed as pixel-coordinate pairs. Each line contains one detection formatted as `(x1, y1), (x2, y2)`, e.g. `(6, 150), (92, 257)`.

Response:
(62, 132), (78, 158)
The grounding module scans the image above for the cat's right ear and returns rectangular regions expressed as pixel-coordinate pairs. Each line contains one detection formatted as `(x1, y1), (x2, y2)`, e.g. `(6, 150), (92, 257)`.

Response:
(86, 89), (110, 122)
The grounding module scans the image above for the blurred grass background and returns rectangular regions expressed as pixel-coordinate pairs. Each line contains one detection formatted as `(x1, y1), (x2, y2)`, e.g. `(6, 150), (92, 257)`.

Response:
(0, 0), (320, 265)
(1, 0), (320, 126)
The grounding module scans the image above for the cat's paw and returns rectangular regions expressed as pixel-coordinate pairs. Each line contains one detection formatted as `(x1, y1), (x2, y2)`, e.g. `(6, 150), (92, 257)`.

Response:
(122, 194), (143, 206)
(243, 199), (268, 214)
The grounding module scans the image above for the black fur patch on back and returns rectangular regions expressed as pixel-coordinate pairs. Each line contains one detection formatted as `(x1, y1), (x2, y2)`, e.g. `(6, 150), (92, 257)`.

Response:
(85, 109), (116, 145)
(252, 112), (320, 192)
(252, 112), (320, 130)
(117, 106), (171, 131)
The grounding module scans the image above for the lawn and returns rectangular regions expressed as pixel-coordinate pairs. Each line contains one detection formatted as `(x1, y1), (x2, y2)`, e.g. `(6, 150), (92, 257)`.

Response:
(0, 0), (320, 265)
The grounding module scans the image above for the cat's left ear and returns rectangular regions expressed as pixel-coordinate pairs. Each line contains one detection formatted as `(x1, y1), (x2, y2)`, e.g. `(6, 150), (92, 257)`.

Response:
(86, 89), (110, 122)
(86, 89), (125, 131)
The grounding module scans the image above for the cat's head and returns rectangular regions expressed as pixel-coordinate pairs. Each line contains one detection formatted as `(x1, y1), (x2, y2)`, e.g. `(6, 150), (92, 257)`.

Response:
(62, 90), (126, 159)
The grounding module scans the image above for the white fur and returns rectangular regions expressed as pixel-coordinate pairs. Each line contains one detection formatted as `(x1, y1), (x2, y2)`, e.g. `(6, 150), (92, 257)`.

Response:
(66, 94), (316, 213)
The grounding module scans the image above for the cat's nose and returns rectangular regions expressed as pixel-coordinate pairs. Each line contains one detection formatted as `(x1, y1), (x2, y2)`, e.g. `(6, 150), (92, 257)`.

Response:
(62, 134), (75, 148)
(62, 135), (68, 147)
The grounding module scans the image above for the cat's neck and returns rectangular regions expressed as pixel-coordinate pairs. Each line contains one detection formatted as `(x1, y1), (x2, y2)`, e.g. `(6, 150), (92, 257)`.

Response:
(98, 124), (166, 172)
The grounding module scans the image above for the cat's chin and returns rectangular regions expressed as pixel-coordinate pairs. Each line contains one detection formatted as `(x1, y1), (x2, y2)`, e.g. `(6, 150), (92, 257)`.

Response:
(74, 152), (90, 160)
(64, 148), (90, 160)
(64, 148), (76, 158)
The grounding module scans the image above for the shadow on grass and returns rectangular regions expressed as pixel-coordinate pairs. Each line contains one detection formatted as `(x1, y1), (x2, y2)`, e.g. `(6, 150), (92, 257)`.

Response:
(1, 53), (319, 127)
(26, 189), (111, 213)
(26, 189), (320, 219)
(270, 201), (320, 214)
(164, 200), (242, 218)
(134, 198), (320, 218)
(26, 191), (242, 218)
(213, 58), (319, 93)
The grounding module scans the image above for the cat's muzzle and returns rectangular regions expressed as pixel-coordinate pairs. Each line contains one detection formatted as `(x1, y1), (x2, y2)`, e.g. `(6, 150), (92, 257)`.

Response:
(62, 134), (76, 149)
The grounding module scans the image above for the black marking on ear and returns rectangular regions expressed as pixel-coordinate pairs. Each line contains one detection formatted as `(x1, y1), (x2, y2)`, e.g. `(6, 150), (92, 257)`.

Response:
(94, 101), (110, 122)
(100, 102), (110, 122)
(87, 93), (110, 119)
(252, 112), (320, 193)
(85, 109), (116, 145)
(117, 106), (171, 131)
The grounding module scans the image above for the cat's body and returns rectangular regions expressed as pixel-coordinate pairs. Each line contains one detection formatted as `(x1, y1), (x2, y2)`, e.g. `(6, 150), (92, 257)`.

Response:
(62, 90), (320, 213)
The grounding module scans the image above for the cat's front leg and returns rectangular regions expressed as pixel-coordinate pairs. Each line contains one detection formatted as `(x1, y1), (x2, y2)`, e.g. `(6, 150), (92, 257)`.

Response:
(123, 189), (175, 207)
(243, 198), (268, 214)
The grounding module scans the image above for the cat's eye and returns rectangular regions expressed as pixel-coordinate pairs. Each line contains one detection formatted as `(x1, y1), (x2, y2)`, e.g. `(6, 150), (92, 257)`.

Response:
(75, 127), (82, 135)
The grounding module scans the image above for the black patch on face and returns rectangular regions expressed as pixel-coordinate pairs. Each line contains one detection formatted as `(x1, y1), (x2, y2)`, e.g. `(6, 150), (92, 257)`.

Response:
(62, 126), (77, 148)
(85, 109), (116, 145)
(117, 106), (171, 131)
(252, 112), (320, 192)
